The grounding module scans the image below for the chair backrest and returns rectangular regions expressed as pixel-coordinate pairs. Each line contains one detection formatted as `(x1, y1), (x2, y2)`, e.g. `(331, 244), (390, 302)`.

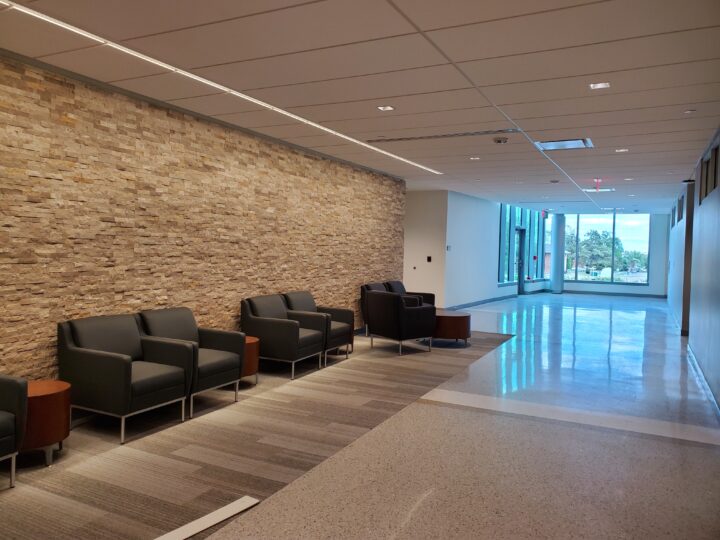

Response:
(247, 294), (288, 319)
(362, 282), (387, 293)
(69, 314), (143, 360)
(139, 307), (199, 343)
(384, 280), (406, 294)
(360, 282), (391, 324)
(283, 291), (317, 312)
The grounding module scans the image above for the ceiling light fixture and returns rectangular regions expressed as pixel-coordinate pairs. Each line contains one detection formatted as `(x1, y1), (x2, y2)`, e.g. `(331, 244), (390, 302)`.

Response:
(377, 105), (394, 112)
(4, 1), (442, 175)
(582, 187), (615, 193)
(469, 157), (481, 160)
(684, 109), (696, 114)
(534, 138), (593, 151)
(628, 194), (636, 197)
(589, 82), (610, 90)
(615, 148), (629, 153)
(624, 177), (634, 181)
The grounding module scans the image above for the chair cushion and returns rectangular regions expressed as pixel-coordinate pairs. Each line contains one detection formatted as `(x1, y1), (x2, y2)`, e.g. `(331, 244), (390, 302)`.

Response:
(284, 291), (317, 312)
(298, 328), (323, 348)
(330, 321), (351, 339)
(70, 314), (143, 360)
(140, 307), (199, 343)
(198, 348), (240, 378)
(131, 361), (185, 396)
(249, 294), (288, 319)
(385, 281), (407, 294)
(0, 410), (14, 439)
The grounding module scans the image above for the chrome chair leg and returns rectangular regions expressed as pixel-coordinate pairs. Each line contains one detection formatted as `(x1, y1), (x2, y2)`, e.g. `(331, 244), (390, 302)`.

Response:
(189, 395), (194, 419)
(399, 341), (403, 356)
(10, 454), (16, 488)
(181, 398), (186, 422)
(120, 417), (126, 445)
(234, 380), (239, 401)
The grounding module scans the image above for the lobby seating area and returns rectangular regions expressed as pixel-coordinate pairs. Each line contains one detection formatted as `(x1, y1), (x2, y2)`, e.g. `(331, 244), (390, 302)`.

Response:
(1, 1), (719, 537)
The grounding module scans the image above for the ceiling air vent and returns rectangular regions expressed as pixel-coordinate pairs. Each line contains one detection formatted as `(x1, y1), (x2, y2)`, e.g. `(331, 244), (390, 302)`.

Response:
(366, 128), (519, 144)
(535, 138), (594, 151)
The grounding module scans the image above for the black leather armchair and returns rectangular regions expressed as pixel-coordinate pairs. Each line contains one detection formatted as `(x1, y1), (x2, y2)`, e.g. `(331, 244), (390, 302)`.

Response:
(284, 291), (354, 366)
(384, 280), (436, 306)
(137, 307), (245, 418)
(241, 294), (326, 379)
(58, 314), (193, 443)
(366, 291), (436, 355)
(360, 282), (388, 335)
(0, 375), (27, 488)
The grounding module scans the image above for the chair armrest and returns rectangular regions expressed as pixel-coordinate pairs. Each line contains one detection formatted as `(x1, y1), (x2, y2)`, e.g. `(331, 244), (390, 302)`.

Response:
(58, 347), (132, 416)
(199, 327), (246, 357)
(318, 306), (354, 326)
(401, 294), (421, 307)
(141, 336), (195, 392)
(0, 375), (28, 450)
(287, 310), (329, 333)
(407, 291), (435, 305)
(242, 316), (300, 359)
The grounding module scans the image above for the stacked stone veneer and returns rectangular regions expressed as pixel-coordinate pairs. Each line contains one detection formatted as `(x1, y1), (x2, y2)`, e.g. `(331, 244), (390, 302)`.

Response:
(0, 57), (405, 379)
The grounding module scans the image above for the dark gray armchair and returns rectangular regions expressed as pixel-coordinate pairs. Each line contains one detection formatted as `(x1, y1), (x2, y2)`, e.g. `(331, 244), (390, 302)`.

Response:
(58, 314), (193, 443)
(284, 291), (354, 366)
(0, 375), (27, 488)
(384, 280), (436, 306)
(137, 307), (245, 418)
(366, 291), (436, 355)
(241, 294), (326, 379)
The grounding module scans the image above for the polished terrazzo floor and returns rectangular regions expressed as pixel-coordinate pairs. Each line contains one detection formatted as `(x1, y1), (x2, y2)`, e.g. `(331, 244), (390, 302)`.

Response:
(213, 294), (720, 539)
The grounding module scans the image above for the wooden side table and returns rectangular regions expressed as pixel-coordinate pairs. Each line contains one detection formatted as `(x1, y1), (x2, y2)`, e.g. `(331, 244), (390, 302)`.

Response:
(21, 380), (71, 465)
(433, 309), (472, 346)
(243, 336), (259, 384)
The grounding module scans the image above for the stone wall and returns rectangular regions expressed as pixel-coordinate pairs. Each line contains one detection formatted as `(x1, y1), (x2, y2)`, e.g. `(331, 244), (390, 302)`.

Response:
(0, 57), (405, 379)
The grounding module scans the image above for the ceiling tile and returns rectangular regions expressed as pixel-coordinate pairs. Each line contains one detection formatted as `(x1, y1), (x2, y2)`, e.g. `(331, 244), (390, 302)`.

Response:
(193, 34), (447, 91)
(393, 0), (600, 31)
(459, 28), (720, 86)
(37, 44), (168, 82)
(245, 65), (471, 108)
(20, 0), (314, 41)
(428, 0), (720, 62)
(112, 72), (217, 101)
(0, 8), (98, 58)
(122, 0), (415, 69)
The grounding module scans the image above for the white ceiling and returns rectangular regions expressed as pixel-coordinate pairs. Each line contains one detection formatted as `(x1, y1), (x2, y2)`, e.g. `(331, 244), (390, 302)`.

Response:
(1, 0), (719, 213)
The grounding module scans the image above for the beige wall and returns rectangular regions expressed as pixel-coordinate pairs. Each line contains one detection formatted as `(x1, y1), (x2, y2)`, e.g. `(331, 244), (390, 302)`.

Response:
(0, 57), (405, 379)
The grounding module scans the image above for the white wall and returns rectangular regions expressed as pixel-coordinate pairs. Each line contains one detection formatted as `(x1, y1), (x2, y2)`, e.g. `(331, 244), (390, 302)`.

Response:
(564, 214), (670, 296)
(403, 191), (448, 306)
(444, 192), (506, 307)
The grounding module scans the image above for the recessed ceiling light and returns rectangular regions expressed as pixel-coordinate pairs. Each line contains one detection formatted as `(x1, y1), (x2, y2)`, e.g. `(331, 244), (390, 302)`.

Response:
(535, 138), (593, 151)
(684, 109), (696, 114)
(628, 194), (636, 197)
(3, 2), (442, 175)
(377, 105), (394, 112)
(615, 148), (629, 153)
(469, 157), (481, 160)
(589, 82), (610, 90)
(582, 187), (615, 192)
(602, 207), (624, 210)
(624, 177), (634, 181)
(550, 180), (559, 183)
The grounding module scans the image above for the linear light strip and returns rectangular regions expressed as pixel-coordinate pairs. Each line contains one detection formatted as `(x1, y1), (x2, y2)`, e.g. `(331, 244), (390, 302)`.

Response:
(6, 1), (442, 175)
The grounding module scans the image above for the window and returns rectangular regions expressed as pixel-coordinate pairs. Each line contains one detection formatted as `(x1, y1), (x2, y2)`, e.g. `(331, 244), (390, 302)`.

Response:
(498, 205), (547, 284)
(613, 214), (650, 283)
(562, 212), (650, 285)
(543, 214), (553, 277)
(576, 214), (614, 281)
(677, 195), (684, 223)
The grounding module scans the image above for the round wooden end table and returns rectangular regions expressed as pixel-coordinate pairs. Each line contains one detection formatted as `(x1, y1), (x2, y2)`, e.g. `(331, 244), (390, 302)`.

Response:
(243, 336), (260, 384)
(433, 309), (472, 346)
(21, 380), (71, 466)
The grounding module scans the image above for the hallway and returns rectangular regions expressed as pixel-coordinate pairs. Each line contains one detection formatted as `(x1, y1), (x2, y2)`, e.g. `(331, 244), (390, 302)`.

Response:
(214, 294), (720, 539)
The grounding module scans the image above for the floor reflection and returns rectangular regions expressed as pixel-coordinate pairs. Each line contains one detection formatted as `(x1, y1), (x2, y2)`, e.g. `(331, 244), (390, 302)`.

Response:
(446, 294), (720, 428)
